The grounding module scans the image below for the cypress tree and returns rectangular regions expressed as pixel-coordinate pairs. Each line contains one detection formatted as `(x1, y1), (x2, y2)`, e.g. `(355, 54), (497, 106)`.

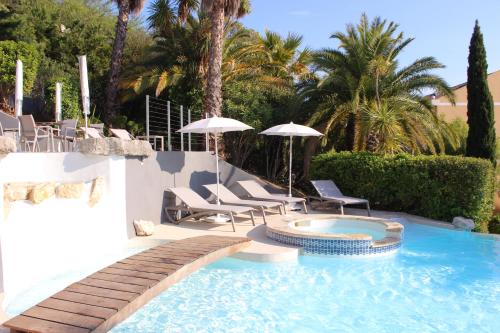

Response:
(465, 20), (496, 166)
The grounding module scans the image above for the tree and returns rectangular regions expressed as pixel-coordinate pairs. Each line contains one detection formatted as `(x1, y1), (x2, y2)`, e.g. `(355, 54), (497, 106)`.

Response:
(0, 40), (40, 113)
(104, 0), (145, 124)
(177, 0), (250, 117)
(306, 14), (455, 154)
(465, 20), (496, 165)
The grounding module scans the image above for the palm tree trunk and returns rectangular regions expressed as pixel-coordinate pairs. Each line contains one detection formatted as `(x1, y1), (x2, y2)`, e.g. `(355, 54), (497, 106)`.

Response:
(104, 1), (130, 125)
(204, 0), (225, 117)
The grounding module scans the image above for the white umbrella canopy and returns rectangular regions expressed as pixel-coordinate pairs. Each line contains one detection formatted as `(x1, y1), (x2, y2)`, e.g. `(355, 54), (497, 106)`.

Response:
(178, 115), (253, 207)
(178, 115), (253, 134)
(260, 122), (323, 197)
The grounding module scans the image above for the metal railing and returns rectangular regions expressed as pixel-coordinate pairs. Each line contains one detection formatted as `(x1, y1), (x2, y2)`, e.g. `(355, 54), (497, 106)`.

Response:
(145, 95), (208, 151)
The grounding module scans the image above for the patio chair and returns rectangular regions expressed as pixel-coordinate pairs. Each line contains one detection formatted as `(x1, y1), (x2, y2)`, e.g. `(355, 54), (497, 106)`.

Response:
(0, 121), (3, 136)
(165, 187), (257, 232)
(89, 123), (105, 137)
(110, 128), (134, 140)
(203, 184), (284, 224)
(53, 119), (78, 151)
(80, 127), (103, 139)
(237, 180), (308, 214)
(18, 115), (54, 152)
(309, 180), (371, 216)
(111, 128), (164, 151)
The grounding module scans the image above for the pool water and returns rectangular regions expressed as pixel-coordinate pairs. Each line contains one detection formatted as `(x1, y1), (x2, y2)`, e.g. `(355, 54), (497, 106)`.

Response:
(291, 218), (388, 240)
(111, 220), (500, 333)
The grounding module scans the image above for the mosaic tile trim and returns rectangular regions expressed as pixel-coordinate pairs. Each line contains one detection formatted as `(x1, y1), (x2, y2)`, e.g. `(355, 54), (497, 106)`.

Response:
(267, 229), (401, 256)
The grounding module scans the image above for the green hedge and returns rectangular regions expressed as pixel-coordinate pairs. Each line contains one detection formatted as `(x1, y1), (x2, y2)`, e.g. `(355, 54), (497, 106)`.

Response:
(311, 152), (495, 232)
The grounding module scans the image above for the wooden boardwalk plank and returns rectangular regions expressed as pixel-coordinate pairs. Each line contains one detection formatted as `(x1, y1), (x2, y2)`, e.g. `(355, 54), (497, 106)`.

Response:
(78, 278), (148, 294)
(100, 267), (165, 281)
(2, 235), (251, 333)
(38, 298), (116, 320)
(5, 315), (90, 333)
(51, 291), (128, 311)
(23, 307), (104, 330)
(90, 272), (158, 287)
(66, 283), (138, 301)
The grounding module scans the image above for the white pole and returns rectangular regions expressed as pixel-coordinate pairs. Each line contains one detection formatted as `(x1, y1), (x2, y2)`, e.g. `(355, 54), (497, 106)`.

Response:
(188, 108), (191, 151)
(146, 95), (150, 140)
(180, 105), (184, 151)
(15, 59), (23, 117)
(55, 82), (62, 121)
(215, 132), (220, 205)
(167, 101), (171, 151)
(289, 135), (293, 197)
(78, 55), (90, 136)
(205, 113), (209, 152)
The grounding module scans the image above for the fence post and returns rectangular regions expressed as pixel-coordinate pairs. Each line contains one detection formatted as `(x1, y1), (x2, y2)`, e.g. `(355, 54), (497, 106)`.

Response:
(188, 108), (192, 151)
(167, 100), (171, 151)
(145, 95), (150, 140)
(180, 105), (184, 151)
(205, 113), (209, 152)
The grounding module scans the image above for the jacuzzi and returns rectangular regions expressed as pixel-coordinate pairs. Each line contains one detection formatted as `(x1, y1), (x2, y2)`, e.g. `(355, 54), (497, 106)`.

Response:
(266, 216), (404, 256)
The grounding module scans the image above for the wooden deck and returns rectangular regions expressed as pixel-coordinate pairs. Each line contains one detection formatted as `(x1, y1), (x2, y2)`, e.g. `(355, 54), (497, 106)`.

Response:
(3, 235), (251, 333)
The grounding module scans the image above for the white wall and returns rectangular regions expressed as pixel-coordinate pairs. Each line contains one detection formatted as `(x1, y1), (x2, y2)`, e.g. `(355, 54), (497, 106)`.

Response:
(0, 153), (128, 305)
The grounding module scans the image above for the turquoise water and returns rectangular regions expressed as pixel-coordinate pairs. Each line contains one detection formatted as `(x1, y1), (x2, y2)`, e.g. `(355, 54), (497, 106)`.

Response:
(111, 221), (494, 332)
(294, 225), (386, 240)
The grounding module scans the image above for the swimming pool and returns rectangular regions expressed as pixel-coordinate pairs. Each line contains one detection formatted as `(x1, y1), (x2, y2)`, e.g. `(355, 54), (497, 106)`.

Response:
(110, 219), (500, 333)
(292, 218), (386, 240)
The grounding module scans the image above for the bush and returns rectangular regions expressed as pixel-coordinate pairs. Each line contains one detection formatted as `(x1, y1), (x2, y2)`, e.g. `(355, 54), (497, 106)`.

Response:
(489, 215), (500, 234)
(311, 152), (495, 232)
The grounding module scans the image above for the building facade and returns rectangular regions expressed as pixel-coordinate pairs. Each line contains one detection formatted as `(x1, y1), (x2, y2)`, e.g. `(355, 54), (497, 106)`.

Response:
(433, 70), (500, 132)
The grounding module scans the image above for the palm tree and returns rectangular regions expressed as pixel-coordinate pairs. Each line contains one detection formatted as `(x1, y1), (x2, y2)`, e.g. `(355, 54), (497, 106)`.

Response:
(306, 14), (456, 153)
(177, 0), (250, 117)
(104, 0), (145, 124)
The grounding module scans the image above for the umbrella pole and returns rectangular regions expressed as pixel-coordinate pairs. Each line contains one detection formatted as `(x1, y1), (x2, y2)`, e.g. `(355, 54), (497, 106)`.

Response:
(215, 132), (220, 205)
(289, 135), (292, 197)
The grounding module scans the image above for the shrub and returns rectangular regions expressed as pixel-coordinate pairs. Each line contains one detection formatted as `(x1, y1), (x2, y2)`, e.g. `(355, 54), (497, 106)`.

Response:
(489, 215), (500, 234)
(311, 152), (495, 232)
(0, 40), (40, 106)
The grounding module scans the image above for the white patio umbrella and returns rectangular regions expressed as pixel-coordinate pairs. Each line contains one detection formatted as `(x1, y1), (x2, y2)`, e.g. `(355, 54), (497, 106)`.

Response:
(55, 82), (62, 122)
(178, 115), (253, 209)
(78, 55), (90, 134)
(15, 59), (23, 117)
(260, 122), (323, 197)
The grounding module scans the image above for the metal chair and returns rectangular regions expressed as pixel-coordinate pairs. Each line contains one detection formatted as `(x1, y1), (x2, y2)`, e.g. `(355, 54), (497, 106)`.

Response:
(18, 115), (54, 152)
(53, 119), (78, 151)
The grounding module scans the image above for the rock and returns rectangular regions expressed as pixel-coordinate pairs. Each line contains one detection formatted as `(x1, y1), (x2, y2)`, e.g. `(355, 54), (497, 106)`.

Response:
(452, 216), (475, 231)
(29, 183), (56, 204)
(4, 183), (31, 201)
(56, 183), (84, 199)
(88, 176), (104, 207)
(76, 137), (153, 157)
(0, 136), (16, 154)
(133, 220), (155, 236)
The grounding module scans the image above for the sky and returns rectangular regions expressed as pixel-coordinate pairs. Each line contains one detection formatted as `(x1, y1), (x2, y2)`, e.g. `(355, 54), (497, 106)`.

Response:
(142, 0), (500, 86)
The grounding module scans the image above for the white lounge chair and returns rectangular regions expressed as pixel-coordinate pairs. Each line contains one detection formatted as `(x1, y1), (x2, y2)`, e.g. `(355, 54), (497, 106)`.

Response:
(203, 184), (284, 224)
(110, 128), (164, 151)
(165, 187), (257, 232)
(309, 180), (371, 216)
(80, 127), (103, 139)
(237, 180), (308, 214)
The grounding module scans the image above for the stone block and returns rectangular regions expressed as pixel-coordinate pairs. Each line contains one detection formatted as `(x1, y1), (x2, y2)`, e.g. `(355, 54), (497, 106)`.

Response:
(29, 183), (56, 204)
(0, 136), (16, 154)
(89, 176), (104, 207)
(452, 216), (475, 231)
(76, 137), (153, 157)
(133, 220), (155, 236)
(56, 183), (84, 199)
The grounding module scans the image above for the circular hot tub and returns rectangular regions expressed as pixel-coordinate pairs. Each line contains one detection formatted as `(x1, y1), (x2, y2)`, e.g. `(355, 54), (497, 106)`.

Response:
(266, 216), (404, 256)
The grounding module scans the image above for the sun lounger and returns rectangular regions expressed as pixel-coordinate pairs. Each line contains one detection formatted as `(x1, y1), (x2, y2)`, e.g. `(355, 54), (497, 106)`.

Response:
(203, 184), (284, 224)
(165, 187), (257, 232)
(236, 180), (308, 214)
(309, 180), (370, 216)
